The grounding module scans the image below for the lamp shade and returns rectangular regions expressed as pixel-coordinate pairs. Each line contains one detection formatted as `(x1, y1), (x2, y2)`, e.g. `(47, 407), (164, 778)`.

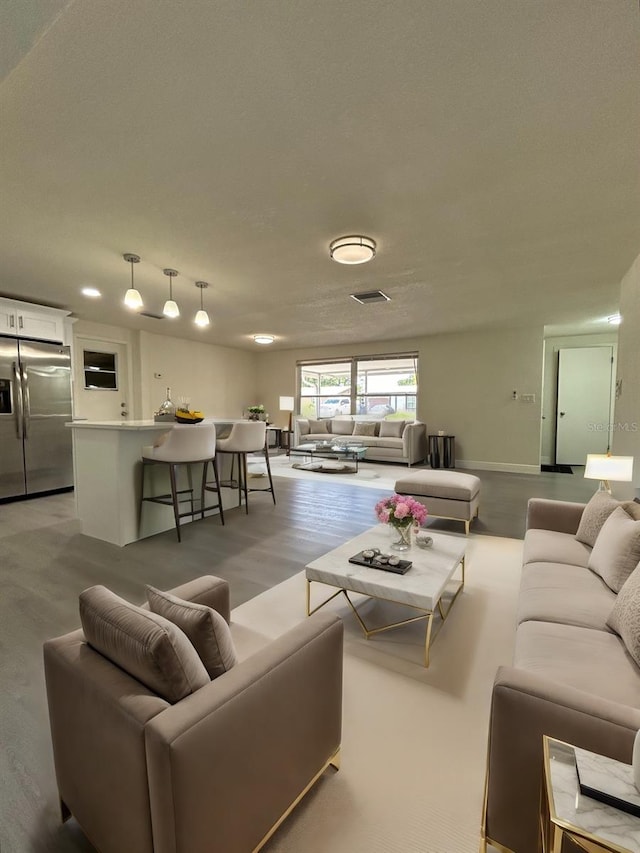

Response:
(584, 455), (634, 482)
(279, 396), (294, 412)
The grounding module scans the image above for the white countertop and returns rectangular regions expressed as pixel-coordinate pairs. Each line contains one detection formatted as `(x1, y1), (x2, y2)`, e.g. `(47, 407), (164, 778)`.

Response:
(66, 418), (247, 430)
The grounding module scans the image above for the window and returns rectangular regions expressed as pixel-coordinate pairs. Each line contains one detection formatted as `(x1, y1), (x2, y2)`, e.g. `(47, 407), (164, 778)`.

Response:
(297, 353), (418, 419)
(83, 350), (118, 390)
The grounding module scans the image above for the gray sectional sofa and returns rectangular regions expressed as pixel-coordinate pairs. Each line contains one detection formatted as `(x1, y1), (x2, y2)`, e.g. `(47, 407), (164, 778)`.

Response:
(294, 417), (427, 466)
(482, 495), (640, 853)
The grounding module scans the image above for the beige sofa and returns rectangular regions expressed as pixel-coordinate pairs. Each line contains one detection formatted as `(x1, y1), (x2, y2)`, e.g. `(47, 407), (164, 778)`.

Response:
(294, 417), (427, 466)
(44, 575), (343, 853)
(482, 497), (640, 853)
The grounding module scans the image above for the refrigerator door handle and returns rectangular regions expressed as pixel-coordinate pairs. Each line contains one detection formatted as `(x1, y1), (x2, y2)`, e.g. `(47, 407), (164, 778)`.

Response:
(13, 361), (24, 439)
(21, 363), (30, 439)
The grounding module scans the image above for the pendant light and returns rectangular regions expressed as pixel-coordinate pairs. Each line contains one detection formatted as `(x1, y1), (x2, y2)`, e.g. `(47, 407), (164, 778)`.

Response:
(194, 281), (210, 327)
(123, 253), (143, 310)
(162, 268), (180, 318)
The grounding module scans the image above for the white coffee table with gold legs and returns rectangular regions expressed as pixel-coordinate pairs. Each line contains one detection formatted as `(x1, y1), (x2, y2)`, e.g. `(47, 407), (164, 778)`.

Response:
(305, 524), (466, 667)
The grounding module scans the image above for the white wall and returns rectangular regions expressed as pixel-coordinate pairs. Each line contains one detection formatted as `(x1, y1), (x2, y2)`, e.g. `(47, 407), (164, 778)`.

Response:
(255, 326), (545, 473)
(540, 332), (618, 465)
(612, 252), (640, 499)
(138, 331), (257, 419)
(72, 322), (258, 421)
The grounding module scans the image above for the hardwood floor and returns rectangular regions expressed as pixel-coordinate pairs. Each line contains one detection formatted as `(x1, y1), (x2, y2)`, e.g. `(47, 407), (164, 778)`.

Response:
(0, 466), (596, 852)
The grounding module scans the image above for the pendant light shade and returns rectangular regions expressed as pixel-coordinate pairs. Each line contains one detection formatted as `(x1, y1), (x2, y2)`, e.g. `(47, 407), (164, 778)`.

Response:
(162, 268), (180, 318)
(123, 253), (143, 310)
(194, 281), (210, 327)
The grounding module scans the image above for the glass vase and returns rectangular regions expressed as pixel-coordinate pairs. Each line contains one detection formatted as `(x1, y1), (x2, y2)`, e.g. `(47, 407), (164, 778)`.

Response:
(389, 523), (413, 551)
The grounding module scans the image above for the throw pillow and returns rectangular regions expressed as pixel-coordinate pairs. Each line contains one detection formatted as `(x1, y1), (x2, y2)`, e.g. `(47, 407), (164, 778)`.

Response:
(379, 420), (406, 438)
(623, 500), (640, 521)
(79, 585), (210, 703)
(353, 421), (377, 437)
(606, 561), (640, 666)
(575, 491), (621, 547)
(331, 419), (355, 436)
(308, 418), (329, 434)
(146, 585), (237, 679)
(588, 507), (640, 593)
(297, 420), (310, 436)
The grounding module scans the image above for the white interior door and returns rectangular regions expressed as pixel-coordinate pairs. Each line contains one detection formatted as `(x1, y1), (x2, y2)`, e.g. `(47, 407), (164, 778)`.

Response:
(556, 346), (613, 465)
(73, 338), (130, 421)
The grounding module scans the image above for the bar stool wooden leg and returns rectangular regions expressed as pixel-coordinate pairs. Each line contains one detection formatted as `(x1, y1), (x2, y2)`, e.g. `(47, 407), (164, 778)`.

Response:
(169, 463), (182, 542)
(242, 452), (249, 514)
(264, 445), (276, 505)
(202, 458), (225, 526)
(200, 461), (207, 520)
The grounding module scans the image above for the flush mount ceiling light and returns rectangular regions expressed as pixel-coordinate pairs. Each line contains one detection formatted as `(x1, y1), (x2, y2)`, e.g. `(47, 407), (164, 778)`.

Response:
(329, 235), (376, 265)
(608, 314), (622, 325)
(123, 253), (143, 310)
(194, 281), (210, 327)
(81, 287), (101, 298)
(162, 268), (180, 318)
(253, 334), (275, 345)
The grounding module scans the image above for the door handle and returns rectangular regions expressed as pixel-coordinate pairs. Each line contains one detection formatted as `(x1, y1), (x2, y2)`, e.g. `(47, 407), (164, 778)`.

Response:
(9, 315), (15, 329)
(13, 361), (23, 439)
(21, 364), (30, 438)
(18, 315), (24, 330)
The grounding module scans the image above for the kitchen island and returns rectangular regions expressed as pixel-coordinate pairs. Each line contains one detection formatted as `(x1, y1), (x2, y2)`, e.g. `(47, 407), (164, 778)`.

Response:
(67, 419), (245, 546)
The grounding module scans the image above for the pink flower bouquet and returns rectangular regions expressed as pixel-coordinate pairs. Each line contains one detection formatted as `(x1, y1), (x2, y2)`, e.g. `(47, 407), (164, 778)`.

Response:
(374, 494), (428, 529)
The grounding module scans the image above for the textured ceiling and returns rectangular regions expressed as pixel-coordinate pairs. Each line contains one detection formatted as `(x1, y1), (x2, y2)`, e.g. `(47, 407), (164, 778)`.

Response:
(1, 1), (639, 350)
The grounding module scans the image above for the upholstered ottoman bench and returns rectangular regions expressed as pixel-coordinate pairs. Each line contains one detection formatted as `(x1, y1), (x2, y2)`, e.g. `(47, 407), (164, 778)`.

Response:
(394, 470), (481, 534)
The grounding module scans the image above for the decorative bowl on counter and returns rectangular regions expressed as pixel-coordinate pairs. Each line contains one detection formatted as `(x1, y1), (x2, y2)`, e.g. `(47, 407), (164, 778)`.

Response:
(175, 409), (204, 424)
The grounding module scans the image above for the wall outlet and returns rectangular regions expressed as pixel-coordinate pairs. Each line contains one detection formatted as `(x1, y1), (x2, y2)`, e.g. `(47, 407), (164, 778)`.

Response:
(521, 393), (536, 403)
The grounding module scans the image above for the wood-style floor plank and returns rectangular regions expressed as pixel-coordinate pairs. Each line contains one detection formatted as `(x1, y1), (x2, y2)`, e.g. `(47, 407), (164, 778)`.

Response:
(0, 466), (596, 852)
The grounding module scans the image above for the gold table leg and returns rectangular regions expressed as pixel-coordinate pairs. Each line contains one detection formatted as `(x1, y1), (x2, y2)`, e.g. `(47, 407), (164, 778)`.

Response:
(306, 556), (465, 668)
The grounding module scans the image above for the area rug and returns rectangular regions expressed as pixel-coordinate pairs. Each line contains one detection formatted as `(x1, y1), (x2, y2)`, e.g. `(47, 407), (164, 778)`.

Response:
(230, 534), (523, 853)
(253, 454), (395, 489)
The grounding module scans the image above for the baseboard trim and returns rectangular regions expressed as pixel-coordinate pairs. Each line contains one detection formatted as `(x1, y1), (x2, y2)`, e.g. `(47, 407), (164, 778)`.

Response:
(456, 459), (541, 475)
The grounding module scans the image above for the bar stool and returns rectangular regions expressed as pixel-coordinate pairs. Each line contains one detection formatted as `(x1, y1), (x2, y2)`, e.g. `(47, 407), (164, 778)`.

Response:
(141, 423), (224, 542)
(212, 421), (276, 513)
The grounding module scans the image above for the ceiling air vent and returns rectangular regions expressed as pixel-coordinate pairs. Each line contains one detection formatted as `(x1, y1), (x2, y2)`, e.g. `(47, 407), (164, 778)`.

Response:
(140, 311), (165, 320)
(349, 290), (391, 305)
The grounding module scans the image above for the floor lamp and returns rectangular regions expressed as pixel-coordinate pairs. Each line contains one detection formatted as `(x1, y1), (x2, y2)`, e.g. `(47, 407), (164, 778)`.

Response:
(279, 396), (294, 453)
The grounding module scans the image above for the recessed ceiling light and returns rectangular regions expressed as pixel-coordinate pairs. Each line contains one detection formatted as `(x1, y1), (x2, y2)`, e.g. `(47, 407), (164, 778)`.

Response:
(329, 235), (376, 264)
(81, 287), (101, 298)
(608, 314), (622, 325)
(253, 334), (275, 345)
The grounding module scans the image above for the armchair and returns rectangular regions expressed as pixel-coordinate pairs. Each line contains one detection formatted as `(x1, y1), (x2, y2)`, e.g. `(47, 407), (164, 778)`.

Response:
(44, 575), (343, 853)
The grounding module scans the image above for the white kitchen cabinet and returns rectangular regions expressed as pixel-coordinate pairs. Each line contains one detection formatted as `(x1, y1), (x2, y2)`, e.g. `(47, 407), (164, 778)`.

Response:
(0, 298), (70, 343)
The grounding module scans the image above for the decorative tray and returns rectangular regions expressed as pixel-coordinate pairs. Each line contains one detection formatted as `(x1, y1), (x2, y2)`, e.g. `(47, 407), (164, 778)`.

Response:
(574, 747), (640, 818)
(348, 550), (412, 575)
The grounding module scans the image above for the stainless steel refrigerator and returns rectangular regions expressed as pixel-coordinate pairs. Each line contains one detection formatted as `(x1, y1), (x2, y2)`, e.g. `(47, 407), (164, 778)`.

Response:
(0, 336), (73, 500)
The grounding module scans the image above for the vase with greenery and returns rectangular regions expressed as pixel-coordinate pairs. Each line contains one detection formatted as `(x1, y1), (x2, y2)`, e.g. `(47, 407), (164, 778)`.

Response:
(247, 404), (266, 421)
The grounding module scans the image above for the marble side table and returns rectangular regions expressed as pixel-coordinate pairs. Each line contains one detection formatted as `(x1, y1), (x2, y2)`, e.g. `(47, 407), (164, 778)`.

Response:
(540, 736), (640, 853)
